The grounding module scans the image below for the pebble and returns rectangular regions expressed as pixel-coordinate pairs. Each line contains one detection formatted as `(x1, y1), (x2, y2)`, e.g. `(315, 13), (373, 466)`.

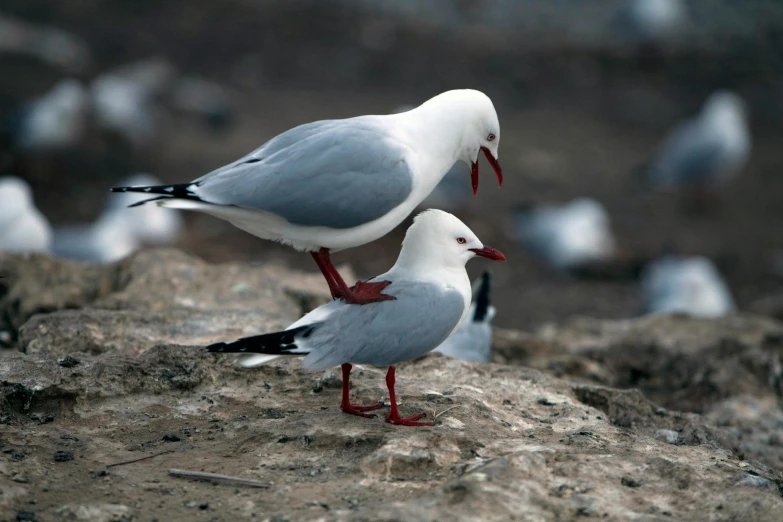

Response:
(621, 476), (642, 488)
(655, 430), (681, 445)
(58, 356), (81, 368)
(736, 474), (770, 488)
(54, 450), (74, 462)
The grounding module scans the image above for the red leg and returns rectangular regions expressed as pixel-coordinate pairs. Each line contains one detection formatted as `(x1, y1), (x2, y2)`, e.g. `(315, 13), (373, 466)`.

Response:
(313, 248), (396, 305)
(340, 363), (382, 418)
(385, 366), (433, 427)
(310, 249), (343, 299)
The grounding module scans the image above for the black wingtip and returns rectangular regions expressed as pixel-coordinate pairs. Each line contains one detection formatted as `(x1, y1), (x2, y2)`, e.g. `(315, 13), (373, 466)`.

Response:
(206, 342), (228, 353)
(472, 271), (492, 322)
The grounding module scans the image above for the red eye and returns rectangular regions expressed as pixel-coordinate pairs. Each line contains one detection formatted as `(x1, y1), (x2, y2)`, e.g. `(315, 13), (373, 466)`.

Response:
(486, 133), (496, 141)
(456, 237), (467, 244)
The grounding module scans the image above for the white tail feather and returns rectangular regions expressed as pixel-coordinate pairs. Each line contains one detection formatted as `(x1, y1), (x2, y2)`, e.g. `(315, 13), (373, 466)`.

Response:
(238, 354), (281, 367)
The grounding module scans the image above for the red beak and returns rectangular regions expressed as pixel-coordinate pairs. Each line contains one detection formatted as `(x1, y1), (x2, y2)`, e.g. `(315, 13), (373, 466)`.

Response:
(470, 147), (504, 196)
(469, 245), (506, 262)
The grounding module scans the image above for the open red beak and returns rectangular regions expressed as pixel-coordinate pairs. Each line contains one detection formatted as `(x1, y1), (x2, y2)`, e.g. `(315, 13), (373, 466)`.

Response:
(469, 245), (506, 262)
(470, 147), (504, 196)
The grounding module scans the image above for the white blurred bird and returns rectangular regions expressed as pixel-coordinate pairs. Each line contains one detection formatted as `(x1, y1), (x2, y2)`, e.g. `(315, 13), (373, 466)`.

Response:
(91, 59), (175, 145)
(11, 79), (89, 151)
(0, 14), (91, 73)
(107, 174), (184, 245)
(644, 91), (751, 190)
(613, 0), (688, 44)
(51, 210), (139, 263)
(433, 271), (495, 362)
(641, 255), (735, 317)
(510, 198), (616, 272)
(169, 77), (234, 131)
(52, 173), (182, 263)
(0, 176), (52, 253)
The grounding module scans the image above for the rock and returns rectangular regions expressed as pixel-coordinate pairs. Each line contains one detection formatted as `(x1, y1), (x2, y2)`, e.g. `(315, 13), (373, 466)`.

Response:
(53, 503), (129, 521)
(655, 429), (681, 444)
(0, 249), (782, 520)
(528, 314), (783, 410)
(54, 450), (74, 462)
(573, 385), (657, 427)
(737, 474), (771, 489)
(57, 355), (80, 368)
(2, 249), (337, 356)
(621, 476), (642, 487)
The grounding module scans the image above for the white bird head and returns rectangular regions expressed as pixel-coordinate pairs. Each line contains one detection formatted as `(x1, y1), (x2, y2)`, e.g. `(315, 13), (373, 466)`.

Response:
(395, 209), (505, 274)
(702, 90), (748, 125)
(413, 90), (502, 195)
(45, 79), (89, 114)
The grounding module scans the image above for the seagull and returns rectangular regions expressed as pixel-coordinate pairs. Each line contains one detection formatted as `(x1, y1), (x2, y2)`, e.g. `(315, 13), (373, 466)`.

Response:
(612, 0), (688, 44)
(91, 59), (175, 145)
(641, 255), (735, 318)
(51, 173), (182, 263)
(0, 176), (52, 253)
(111, 89), (503, 304)
(433, 271), (495, 362)
(643, 90), (751, 190)
(206, 210), (506, 426)
(10, 78), (89, 151)
(169, 76), (234, 131)
(510, 198), (616, 272)
(51, 211), (139, 263)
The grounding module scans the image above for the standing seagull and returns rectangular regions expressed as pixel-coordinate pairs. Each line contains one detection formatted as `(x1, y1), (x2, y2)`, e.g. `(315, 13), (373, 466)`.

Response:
(111, 90), (503, 304)
(643, 90), (750, 190)
(207, 210), (506, 426)
(0, 176), (52, 253)
(433, 271), (495, 362)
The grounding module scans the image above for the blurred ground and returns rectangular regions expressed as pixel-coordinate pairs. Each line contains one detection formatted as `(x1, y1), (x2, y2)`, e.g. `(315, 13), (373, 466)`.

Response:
(2, 0), (783, 330)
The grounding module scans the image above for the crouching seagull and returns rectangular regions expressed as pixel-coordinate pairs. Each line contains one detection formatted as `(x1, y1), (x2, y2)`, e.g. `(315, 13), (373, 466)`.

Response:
(111, 89), (503, 305)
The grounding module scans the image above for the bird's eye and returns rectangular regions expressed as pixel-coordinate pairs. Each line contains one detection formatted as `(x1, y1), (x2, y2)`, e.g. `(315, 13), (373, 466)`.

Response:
(456, 237), (467, 244)
(486, 133), (496, 141)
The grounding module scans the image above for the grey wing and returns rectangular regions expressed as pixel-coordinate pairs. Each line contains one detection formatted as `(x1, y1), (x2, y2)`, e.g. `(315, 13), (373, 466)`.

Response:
(191, 118), (414, 229)
(433, 314), (492, 363)
(301, 281), (467, 370)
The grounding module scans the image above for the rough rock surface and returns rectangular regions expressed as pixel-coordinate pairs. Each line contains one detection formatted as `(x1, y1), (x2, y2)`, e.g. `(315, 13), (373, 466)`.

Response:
(1, 250), (782, 521)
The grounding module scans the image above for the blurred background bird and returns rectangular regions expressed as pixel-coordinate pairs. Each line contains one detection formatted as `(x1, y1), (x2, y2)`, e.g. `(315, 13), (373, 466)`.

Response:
(0, 176), (51, 253)
(507, 198), (616, 273)
(434, 271), (495, 363)
(640, 90), (751, 197)
(640, 255), (735, 317)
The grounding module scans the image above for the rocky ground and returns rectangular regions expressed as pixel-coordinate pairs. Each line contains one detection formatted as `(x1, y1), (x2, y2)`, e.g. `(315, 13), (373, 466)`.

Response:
(1, 250), (782, 521)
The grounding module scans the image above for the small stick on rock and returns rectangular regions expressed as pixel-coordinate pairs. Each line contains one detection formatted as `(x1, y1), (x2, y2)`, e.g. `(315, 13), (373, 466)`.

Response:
(168, 468), (269, 488)
(434, 404), (462, 419)
(107, 450), (174, 468)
